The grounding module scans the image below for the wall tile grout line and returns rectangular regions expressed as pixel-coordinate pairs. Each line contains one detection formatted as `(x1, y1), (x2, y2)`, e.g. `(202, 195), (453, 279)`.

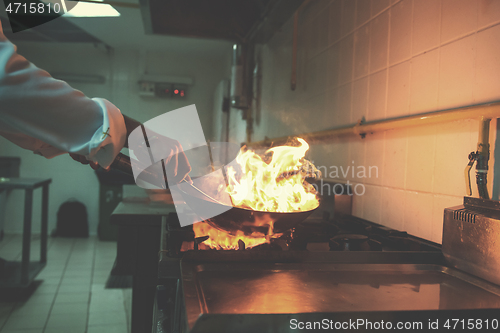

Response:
(84, 238), (98, 333)
(436, 0), (443, 109)
(41, 238), (77, 333)
(477, 19), (500, 34)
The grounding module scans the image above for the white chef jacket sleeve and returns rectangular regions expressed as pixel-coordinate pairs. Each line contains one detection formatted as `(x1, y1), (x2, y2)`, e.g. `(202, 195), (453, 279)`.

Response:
(0, 21), (126, 168)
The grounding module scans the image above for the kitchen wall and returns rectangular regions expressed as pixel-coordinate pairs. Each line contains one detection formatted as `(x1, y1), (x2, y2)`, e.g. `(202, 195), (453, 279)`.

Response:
(225, 0), (500, 243)
(1, 42), (231, 235)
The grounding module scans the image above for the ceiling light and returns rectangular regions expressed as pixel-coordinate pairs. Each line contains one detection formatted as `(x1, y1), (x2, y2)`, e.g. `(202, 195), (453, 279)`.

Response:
(64, 1), (120, 17)
(42, 0), (120, 18)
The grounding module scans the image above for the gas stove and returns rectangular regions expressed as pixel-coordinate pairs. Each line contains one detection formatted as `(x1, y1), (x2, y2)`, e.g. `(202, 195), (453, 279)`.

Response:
(161, 213), (441, 255)
(153, 195), (500, 333)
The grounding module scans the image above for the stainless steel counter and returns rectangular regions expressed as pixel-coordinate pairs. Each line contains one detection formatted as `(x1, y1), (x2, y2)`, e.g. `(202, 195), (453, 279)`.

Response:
(179, 251), (500, 333)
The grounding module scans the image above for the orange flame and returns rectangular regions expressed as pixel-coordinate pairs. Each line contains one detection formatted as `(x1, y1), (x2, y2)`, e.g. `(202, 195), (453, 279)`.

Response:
(193, 138), (318, 250)
(225, 137), (318, 212)
(192, 218), (280, 250)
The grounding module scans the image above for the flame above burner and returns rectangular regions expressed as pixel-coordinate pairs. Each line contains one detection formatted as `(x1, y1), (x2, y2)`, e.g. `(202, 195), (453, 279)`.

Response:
(193, 219), (280, 250)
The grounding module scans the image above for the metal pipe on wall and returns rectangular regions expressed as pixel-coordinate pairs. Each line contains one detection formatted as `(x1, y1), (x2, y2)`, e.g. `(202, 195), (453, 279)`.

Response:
(290, 0), (312, 91)
(230, 44), (247, 109)
(291, 12), (298, 91)
(476, 117), (491, 199)
(247, 102), (500, 147)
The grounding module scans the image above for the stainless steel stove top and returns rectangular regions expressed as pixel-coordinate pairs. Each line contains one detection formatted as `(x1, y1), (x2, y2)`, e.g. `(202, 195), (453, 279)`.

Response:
(179, 252), (500, 333)
(154, 206), (500, 333)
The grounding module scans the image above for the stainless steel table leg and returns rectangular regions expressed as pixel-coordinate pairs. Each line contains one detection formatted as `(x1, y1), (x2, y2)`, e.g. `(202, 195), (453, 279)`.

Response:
(21, 188), (33, 286)
(173, 279), (181, 333)
(41, 184), (48, 263)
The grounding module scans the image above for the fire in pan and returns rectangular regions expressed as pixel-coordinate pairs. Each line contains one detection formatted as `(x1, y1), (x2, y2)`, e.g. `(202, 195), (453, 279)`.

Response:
(175, 138), (321, 237)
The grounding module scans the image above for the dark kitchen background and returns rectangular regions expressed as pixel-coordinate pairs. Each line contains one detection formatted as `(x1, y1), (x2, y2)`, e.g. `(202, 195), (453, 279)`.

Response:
(1, 0), (500, 333)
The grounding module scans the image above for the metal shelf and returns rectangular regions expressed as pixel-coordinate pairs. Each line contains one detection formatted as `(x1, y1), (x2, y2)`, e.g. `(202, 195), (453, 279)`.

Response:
(0, 261), (46, 288)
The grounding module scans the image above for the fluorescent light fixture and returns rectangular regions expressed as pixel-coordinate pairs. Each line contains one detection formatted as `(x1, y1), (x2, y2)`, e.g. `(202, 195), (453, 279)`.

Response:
(42, 0), (120, 17)
(52, 73), (106, 84)
(64, 1), (120, 17)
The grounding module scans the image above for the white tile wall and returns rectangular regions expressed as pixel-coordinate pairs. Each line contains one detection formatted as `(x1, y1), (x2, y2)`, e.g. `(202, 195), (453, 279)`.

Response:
(364, 132), (384, 186)
(410, 49), (439, 113)
(356, 0), (372, 28)
(382, 129), (407, 189)
(371, 0), (391, 17)
(337, 83), (353, 125)
(386, 61), (410, 118)
(478, 0), (500, 29)
(389, 0), (413, 65)
(380, 187), (405, 230)
(474, 24), (500, 103)
(348, 139), (366, 182)
(339, 34), (355, 84)
(438, 34), (475, 109)
(405, 125), (437, 193)
(362, 184), (382, 223)
(412, 0), (441, 56)
(369, 11), (389, 73)
(232, 0), (500, 243)
(367, 69), (387, 120)
(327, 42), (341, 88)
(351, 77), (369, 122)
(441, 0), (478, 44)
(307, 51), (328, 94)
(404, 191), (434, 241)
(353, 24), (371, 79)
(341, 0), (357, 37)
(325, 86), (340, 128)
(329, 0), (343, 45)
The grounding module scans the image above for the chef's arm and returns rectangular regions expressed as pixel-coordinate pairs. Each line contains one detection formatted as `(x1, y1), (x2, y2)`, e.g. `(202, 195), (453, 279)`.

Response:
(69, 115), (141, 168)
(0, 21), (126, 168)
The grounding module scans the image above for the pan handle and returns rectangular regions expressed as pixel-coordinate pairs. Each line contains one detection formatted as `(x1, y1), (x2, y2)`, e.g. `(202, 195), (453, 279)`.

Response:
(110, 152), (134, 175)
(110, 153), (168, 189)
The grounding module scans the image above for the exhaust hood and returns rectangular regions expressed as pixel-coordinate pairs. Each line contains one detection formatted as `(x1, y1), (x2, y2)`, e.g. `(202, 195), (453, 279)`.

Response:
(138, 0), (305, 43)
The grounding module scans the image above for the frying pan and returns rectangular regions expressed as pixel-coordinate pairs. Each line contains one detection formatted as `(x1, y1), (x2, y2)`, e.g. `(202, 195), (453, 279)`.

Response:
(110, 153), (319, 236)
(175, 179), (319, 236)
